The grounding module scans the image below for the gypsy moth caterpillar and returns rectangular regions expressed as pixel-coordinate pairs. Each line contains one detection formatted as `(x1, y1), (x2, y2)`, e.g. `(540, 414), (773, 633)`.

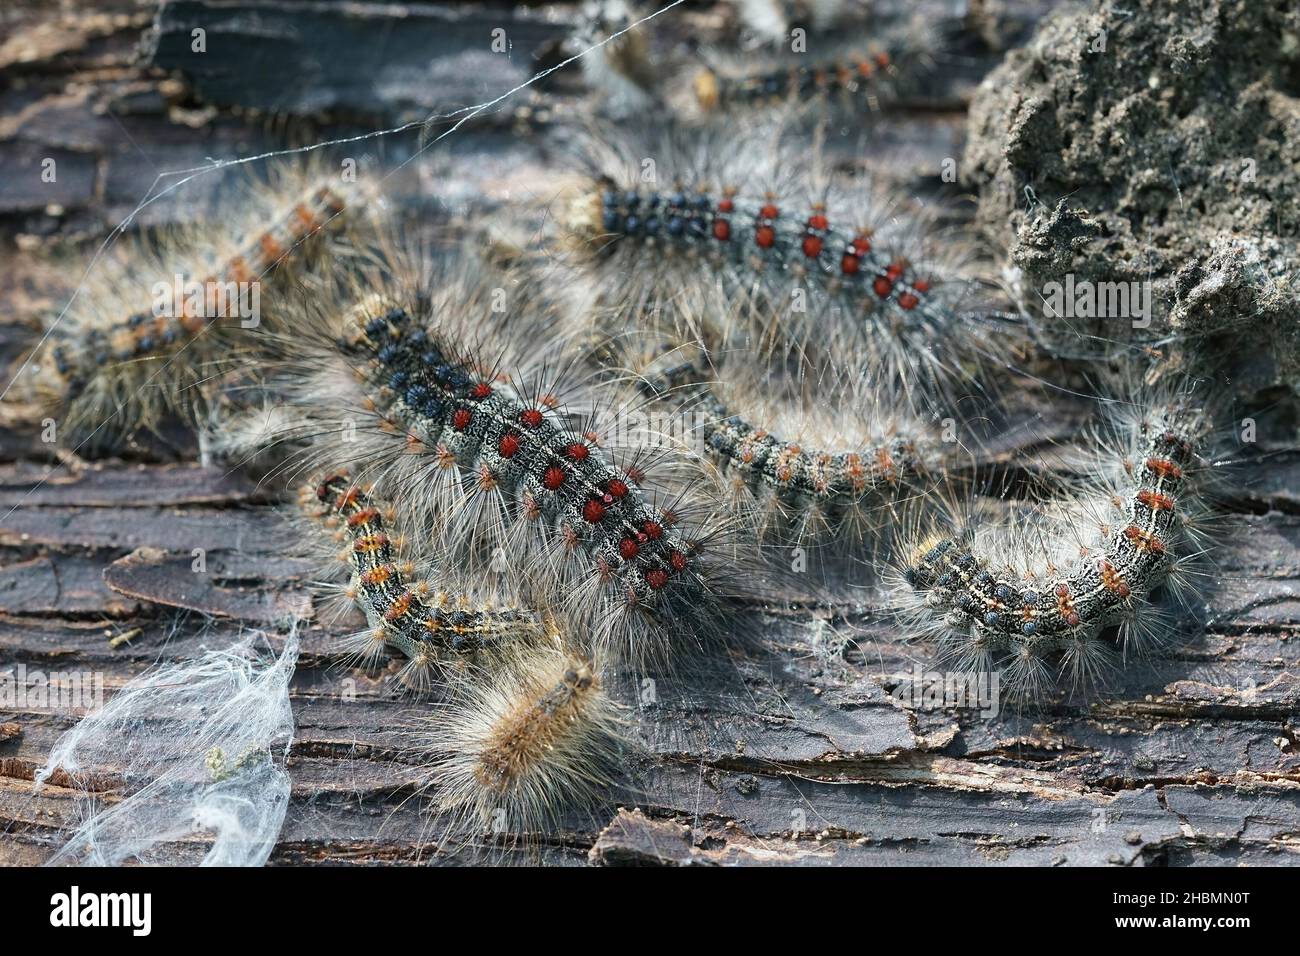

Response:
(560, 124), (1008, 396)
(251, 237), (747, 669)
(891, 382), (1219, 700)
(624, 339), (950, 553)
(303, 471), (547, 691)
(688, 13), (936, 119)
(421, 642), (626, 841)
(10, 162), (367, 449)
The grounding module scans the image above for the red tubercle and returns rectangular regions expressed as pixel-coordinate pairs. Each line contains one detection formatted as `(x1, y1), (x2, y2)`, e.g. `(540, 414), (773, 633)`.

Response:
(913, 278), (931, 293)
(1124, 525), (1167, 555)
(1145, 457), (1183, 480)
(520, 408), (544, 428)
(1136, 489), (1176, 512)
(566, 442), (590, 461)
(469, 382), (492, 400)
(619, 538), (639, 560)
(498, 432), (520, 458)
(802, 235), (823, 258)
(542, 466), (565, 490)
(1099, 560), (1131, 599)
(606, 479), (629, 499)
(755, 225), (776, 249)
(759, 203), (779, 220)
(898, 292), (919, 310)
(873, 276), (894, 298)
(875, 51), (891, 69)
(346, 507), (379, 528)
(452, 408), (473, 431)
(842, 232), (872, 273)
(583, 499), (606, 523)
(1053, 583), (1080, 627)
(886, 261), (905, 280)
(642, 520), (663, 540)
(645, 569), (669, 590)
(714, 189), (734, 242)
(670, 550), (688, 572)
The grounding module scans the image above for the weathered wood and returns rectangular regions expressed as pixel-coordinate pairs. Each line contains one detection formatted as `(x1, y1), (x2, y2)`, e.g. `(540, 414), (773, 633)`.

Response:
(146, 1), (575, 123)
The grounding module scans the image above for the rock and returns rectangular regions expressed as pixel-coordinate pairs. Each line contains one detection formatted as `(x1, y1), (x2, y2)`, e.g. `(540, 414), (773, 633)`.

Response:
(963, 0), (1300, 420)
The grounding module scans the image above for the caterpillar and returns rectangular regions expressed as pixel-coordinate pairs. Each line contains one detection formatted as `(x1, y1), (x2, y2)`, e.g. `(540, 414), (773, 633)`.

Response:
(892, 385), (1216, 700)
(9, 162), (364, 448)
(301, 464), (632, 835)
(250, 238), (745, 668)
(422, 641), (626, 841)
(302, 471), (547, 691)
(560, 126), (1004, 396)
(625, 339), (947, 552)
(302, 469), (628, 838)
(688, 19), (935, 119)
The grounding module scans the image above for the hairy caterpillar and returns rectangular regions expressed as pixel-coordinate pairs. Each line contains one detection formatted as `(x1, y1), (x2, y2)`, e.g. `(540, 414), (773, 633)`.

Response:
(422, 642), (626, 841)
(303, 469), (628, 836)
(689, 17), (935, 119)
(252, 239), (744, 667)
(892, 385), (1216, 700)
(625, 339), (948, 552)
(561, 126), (1004, 395)
(303, 471), (548, 690)
(9, 163), (364, 448)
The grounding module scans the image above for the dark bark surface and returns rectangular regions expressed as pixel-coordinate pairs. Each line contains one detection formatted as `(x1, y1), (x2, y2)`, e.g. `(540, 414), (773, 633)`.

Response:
(0, 0), (1296, 866)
